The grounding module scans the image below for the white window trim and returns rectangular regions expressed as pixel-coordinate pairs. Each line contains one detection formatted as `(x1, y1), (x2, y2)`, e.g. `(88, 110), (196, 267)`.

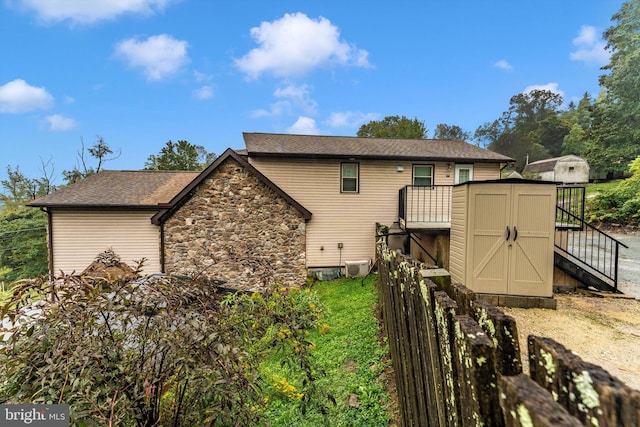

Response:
(341, 162), (359, 193)
(454, 164), (474, 184)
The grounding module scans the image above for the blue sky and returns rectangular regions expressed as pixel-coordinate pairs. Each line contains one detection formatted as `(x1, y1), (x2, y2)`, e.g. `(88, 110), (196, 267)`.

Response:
(0, 0), (626, 186)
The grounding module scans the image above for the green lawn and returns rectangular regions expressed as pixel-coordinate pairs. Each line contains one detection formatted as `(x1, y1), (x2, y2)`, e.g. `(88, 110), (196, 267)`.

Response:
(261, 275), (393, 426)
(585, 180), (621, 198)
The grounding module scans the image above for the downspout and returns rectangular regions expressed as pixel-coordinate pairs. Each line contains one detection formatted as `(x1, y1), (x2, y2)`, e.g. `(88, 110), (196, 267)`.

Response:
(159, 222), (165, 273)
(41, 207), (55, 300)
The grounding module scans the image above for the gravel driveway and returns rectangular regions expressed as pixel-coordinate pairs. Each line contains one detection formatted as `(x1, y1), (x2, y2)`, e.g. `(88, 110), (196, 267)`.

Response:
(503, 228), (640, 391)
(609, 230), (640, 299)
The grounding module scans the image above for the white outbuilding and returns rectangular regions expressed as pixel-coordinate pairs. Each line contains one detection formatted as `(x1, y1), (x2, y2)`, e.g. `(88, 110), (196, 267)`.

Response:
(522, 155), (590, 184)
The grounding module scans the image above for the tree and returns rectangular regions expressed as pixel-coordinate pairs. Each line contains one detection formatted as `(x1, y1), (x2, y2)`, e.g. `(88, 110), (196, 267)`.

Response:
(433, 124), (470, 140)
(560, 93), (594, 156)
(0, 166), (33, 209)
(586, 0), (640, 178)
(475, 89), (568, 170)
(0, 208), (48, 282)
(537, 115), (571, 158)
(562, 123), (588, 156)
(63, 136), (119, 184)
(357, 115), (428, 139)
(144, 140), (215, 171)
(0, 163), (53, 283)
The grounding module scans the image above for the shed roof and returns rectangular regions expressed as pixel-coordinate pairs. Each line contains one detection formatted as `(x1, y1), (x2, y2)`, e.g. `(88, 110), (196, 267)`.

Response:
(27, 170), (199, 208)
(522, 155), (587, 174)
(243, 132), (513, 162)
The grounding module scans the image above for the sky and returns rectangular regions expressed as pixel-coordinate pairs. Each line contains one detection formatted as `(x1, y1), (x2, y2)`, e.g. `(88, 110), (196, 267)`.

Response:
(0, 0), (627, 186)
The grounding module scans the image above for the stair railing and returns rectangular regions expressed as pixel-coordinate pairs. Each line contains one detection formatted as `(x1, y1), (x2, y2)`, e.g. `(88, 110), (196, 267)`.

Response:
(555, 207), (628, 291)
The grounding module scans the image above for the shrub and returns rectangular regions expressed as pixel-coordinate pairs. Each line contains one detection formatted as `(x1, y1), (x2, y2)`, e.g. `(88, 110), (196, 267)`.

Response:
(587, 156), (640, 226)
(0, 266), (327, 426)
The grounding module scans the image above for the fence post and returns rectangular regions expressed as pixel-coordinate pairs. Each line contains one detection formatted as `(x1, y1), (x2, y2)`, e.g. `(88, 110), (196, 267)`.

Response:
(528, 335), (640, 426)
(453, 315), (503, 427)
(433, 290), (460, 426)
(416, 280), (446, 426)
(499, 374), (583, 427)
(471, 300), (522, 376)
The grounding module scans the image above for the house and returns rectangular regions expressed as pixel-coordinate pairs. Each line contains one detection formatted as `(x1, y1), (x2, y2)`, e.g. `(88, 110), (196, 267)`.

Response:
(29, 133), (513, 290)
(29, 149), (310, 291)
(27, 170), (198, 276)
(241, 132), (513, 270)
(522, 155), (590, 184)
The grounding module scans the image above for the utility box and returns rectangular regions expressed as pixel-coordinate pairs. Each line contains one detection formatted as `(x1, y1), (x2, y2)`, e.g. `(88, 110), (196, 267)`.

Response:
(344, 260), (371, 278)
(449, 179), (556, 297)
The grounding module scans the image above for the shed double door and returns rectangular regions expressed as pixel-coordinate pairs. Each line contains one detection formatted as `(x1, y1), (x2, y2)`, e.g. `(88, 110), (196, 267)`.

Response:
(466, 184), (555, 297)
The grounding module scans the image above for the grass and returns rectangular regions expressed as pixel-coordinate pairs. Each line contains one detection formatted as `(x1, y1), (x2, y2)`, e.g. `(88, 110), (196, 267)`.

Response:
(585, 180), (621, 198)
(261, 275), (393, 426)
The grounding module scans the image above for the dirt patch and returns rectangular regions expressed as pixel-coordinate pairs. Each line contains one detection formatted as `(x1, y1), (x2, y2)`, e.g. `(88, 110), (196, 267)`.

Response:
(503, 292), (640, 391)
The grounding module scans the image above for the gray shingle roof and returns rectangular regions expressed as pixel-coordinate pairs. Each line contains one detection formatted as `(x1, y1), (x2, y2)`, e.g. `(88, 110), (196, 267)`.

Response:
(243, 132), (513, 162)
(27, 170), (199, 208)
(522, 155), (587, 174)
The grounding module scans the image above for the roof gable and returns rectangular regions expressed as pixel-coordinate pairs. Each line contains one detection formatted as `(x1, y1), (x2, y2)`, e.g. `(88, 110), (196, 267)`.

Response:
(243, 132), (513, 163)
(151, 148), (311, 224)
(27, 170), (199, 208)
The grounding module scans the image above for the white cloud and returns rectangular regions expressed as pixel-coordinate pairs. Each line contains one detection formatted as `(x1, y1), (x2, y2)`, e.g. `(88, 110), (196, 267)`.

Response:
(494, 59), (513, 71)
(0, 79), (54, 113)
(251, 101), (291, 118)
(193, 71), (213, 83)
(287, 116), (320, 135)
(193, 85), (213, 100)
(45, 114), (76, 131)
(524, 83), (564, 97)
(15, 0), (173, 24)
(325, 111), (379, 128)
(570, 25), (609, 65)
(251, 83), (317, 118)
(274, 83), (317, 114)
(235, 12), (371, 79)
(114, 34), (189, 81)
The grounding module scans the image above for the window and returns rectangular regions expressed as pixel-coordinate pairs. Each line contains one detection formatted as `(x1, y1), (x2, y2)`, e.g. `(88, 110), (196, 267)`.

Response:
(341, 163), (359, 193)
(413, 165), (433, 186)
(455, 164), (474, 184)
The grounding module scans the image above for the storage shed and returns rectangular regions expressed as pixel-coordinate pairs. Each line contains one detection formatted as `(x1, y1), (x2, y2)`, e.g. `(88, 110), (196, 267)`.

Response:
(449, 179), (556, 297)
(522, 155), (589, 184)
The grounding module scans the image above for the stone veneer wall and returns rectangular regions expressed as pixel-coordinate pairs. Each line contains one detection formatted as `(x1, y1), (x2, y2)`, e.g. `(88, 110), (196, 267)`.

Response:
(163, 157), (307, 292)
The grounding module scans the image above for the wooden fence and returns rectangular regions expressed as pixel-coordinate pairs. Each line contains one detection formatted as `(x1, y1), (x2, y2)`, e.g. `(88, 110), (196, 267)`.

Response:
(376, 230), (640, 426)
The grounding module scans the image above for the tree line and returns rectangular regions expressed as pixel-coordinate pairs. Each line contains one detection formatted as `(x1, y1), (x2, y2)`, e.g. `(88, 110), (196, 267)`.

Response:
(359, 1), (639, 179)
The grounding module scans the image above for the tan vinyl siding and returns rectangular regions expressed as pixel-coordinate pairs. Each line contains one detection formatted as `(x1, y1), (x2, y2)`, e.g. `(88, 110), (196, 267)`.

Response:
(472, 163), (502, 181)
(449, 185), (467, 282)
(250, 158), (462, 267)
(50, 209), (161, 275)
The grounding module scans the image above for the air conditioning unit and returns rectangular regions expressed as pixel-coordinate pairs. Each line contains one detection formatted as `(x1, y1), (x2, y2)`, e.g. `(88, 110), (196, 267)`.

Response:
(344, 260), (371, 278)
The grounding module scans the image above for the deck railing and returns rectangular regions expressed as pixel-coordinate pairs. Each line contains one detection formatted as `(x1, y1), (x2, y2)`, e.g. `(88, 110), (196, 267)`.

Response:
(556, 185), (585, 222)
(399, 185), (452, 226)
(399, 184), (587, 228)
